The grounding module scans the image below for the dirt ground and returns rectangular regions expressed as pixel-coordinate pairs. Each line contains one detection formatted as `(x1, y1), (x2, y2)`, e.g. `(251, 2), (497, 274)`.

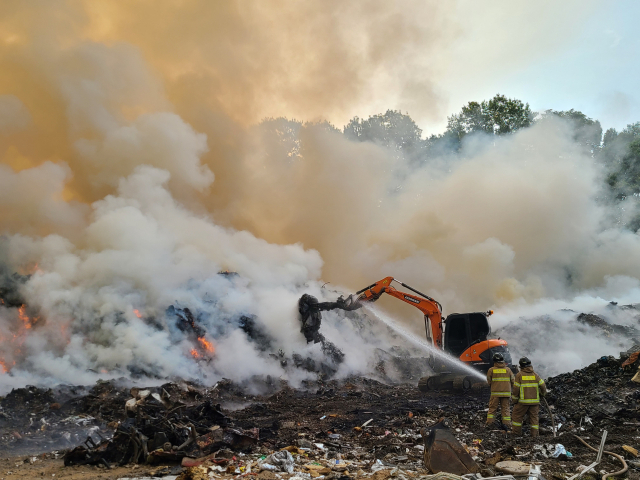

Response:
(0, 455), (166, 479)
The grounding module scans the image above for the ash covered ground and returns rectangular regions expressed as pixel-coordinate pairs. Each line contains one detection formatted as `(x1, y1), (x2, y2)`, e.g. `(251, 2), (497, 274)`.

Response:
(1, 346), (640, 480)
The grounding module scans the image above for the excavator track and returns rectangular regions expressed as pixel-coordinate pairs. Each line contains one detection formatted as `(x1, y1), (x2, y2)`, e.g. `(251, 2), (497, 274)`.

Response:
(418, 376), (436, 392)
(418, 374), (477, 392)
(452, 376), (472, 392)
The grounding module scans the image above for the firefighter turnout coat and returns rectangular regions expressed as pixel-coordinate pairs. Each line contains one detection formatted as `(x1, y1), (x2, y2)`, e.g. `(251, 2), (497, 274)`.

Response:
(512, 367), (546, 405)
(485, 361), (514, 425)
(511, 366), (547, 435)
(486, 362), (514, 397)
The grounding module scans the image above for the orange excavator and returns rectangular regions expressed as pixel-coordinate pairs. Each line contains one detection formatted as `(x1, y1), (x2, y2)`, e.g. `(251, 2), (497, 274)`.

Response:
(299, 276), (515, 392)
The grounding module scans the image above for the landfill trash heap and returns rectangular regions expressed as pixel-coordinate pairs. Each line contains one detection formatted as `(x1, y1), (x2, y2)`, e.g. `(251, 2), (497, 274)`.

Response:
(0, 349), (639, 479)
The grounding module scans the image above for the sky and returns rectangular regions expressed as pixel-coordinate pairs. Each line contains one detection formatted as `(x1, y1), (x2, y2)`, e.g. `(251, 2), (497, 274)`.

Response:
(531, 1), (640, 132)
(396, 0), (640, 135)
(2, 1), (638, 136)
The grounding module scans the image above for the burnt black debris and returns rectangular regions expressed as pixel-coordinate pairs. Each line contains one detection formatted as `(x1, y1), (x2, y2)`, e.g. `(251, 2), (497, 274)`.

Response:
(1, 350), (639, 479)
(168, 305), (208, 339)
(0, 245), (30, 308)
(577, 312), (640, 338)
(546, 350), (640, 427)
(239, 315), (273, 350)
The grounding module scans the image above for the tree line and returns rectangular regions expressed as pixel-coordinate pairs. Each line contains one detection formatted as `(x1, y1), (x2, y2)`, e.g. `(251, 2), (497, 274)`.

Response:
(258, 94), (640, 231)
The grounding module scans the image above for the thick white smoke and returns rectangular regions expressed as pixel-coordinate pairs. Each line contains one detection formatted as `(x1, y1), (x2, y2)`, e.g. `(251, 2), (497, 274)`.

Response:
(0, 165), (325, 390)
(492, 290), (640, 377)
(2, 120), (639, 391)
(1, 1), (639, 392)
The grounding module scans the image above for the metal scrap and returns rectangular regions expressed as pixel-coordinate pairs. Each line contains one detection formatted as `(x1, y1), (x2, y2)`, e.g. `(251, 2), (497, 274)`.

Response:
(421, 418), (479, 475)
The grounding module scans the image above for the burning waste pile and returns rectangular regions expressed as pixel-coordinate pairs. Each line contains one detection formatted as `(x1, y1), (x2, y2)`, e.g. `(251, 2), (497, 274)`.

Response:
(0, 269), (432, 394)
(2, 1), (640, 478)
(3, 237), (640, 479)
(2, 257), (640, 479)
(3, 291), (640, 480)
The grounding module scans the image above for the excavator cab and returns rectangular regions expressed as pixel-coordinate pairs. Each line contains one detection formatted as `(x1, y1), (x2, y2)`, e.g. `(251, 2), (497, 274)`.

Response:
(441, 312), (512, 373)
(444, 313), (489, 359)
(422, 311), (515, 392)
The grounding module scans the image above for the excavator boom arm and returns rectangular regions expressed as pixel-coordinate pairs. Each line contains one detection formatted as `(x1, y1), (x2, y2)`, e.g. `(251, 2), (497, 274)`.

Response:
(355, 276), (443, 348)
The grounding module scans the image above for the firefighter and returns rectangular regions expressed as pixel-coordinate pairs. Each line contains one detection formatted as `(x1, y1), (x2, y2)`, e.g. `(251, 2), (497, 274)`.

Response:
(511, 357), (547, 437)
(485, 352), (514, 428)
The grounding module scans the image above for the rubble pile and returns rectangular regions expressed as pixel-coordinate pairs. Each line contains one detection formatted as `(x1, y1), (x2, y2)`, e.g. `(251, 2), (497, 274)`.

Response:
(496, 305), (640, 377)
(576, 312), (640, 338)
(1, 353), (640, 479)
(546, 348), (640, 430)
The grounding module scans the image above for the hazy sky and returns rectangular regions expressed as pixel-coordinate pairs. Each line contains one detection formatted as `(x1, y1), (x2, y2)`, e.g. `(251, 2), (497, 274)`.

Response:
(0, 0), (638, 138)
(411, 0), (640, 134)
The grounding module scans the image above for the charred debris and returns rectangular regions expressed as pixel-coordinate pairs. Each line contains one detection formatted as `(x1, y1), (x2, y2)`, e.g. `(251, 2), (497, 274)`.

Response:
(0, 348), (640, 479)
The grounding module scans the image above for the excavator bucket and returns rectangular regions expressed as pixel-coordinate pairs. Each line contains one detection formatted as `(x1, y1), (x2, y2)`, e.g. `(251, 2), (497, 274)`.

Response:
(421, 418), (479, 475)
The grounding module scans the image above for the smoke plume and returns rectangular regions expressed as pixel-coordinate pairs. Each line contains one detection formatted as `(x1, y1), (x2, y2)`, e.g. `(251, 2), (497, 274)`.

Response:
(0, 0), (638, 391)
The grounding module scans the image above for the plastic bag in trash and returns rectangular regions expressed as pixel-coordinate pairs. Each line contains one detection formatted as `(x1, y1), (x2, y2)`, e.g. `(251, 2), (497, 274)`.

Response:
(551, 444), (571, 458)
(260, 450), (295, 473)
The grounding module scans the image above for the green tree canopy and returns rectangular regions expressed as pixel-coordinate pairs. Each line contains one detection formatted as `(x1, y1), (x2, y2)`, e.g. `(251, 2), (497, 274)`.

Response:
(601, 122), (640, 231)
(344, 110), (424, 157)
(603, 127), (618, 147)
(540, 109), (603, 152)
(255, 118), (339, 162)
(446, 94), (533, 140)
(607, 137), (640, 196)
(600, 121), (640, 166)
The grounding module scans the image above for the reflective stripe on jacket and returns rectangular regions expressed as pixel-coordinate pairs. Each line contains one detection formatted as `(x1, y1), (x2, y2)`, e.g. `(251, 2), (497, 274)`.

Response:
(512, 366), (546, 404)
(486, 362), (515, 397)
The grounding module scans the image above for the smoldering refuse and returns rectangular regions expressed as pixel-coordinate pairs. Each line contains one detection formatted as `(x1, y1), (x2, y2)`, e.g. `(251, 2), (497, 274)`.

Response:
(0, 1), (639, 391)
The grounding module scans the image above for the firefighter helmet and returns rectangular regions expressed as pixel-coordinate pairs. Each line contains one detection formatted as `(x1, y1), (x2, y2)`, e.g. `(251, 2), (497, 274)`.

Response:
(492, 352), (504, 362)
(519, 356), (532, 367)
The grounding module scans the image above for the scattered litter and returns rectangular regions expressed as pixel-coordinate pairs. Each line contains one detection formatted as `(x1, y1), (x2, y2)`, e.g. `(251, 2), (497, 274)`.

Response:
(2, 346), (640, 478)
(260, 450), (295, 473)
(528, 464), (542, 480)
(576, 465), (597, 474)
(551, 444), (572, 458)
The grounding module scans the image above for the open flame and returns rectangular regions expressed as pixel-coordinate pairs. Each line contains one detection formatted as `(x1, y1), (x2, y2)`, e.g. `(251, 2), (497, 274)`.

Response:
(0, 305), (43, 374)
(197, 337), (214, 353)
(17, 305), (32, 329)
(133, 309), (142, 318)
(17, 262), (42, 276)
(189, 337), (215, 360)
